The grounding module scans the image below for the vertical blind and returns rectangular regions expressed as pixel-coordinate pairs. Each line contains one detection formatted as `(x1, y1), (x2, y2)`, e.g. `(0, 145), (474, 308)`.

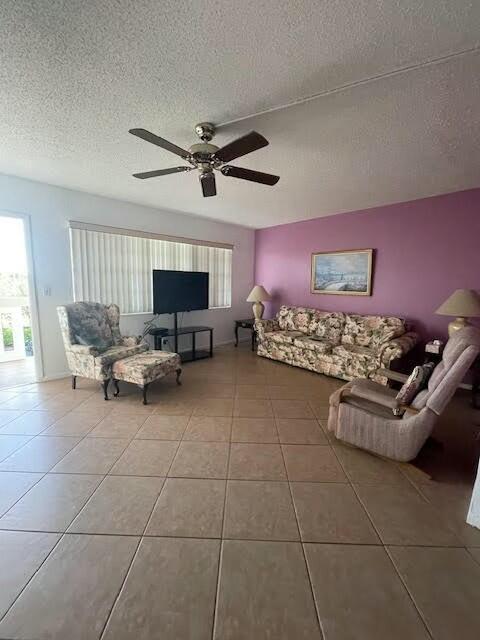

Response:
(69, 226), (232, 314)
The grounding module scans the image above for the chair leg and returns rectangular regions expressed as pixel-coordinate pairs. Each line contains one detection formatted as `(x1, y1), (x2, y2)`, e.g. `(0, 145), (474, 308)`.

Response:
(142, 383), (150, 405)
(72, 375), (77, 390)
(103, 379), (110, 401)
(176, 369), (182, 386)
(113, 379), (120, 397)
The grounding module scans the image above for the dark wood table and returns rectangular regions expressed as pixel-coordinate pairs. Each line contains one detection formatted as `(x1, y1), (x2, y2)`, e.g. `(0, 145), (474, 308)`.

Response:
(235, 318), (256, 351)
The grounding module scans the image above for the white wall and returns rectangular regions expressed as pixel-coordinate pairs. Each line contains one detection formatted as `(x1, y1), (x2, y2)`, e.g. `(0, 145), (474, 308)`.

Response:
(0, 174), (255, 379)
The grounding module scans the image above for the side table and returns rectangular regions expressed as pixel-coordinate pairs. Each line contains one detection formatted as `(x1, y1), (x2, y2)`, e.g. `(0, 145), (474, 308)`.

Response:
(234, 318), (256, 351)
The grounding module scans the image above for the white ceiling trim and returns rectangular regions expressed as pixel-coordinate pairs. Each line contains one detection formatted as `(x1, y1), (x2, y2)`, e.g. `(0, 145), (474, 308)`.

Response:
(218, 45), (480, 128)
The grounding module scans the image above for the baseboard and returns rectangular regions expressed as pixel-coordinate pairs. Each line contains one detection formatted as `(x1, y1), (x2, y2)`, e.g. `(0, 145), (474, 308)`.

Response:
(39, 371), (70, 382)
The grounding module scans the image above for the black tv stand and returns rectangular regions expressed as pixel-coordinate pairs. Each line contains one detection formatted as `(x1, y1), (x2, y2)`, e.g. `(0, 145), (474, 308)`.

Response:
(150, 312), (213, 362)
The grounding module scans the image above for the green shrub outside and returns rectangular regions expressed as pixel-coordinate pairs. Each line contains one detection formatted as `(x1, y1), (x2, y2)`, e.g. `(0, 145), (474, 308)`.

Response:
(1, 326), (33, 355)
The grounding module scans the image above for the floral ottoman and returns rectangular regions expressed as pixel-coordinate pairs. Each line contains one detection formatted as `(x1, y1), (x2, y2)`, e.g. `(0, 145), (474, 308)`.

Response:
(111, 350), (182, 404)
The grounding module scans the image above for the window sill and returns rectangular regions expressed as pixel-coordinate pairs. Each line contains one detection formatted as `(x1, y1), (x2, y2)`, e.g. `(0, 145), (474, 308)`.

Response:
(121, 306), (231, 317)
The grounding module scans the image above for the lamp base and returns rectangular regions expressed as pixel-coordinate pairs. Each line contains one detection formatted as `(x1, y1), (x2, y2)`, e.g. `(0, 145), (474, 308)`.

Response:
(448, 317), (469, 337)
(252, 301), (265, 320)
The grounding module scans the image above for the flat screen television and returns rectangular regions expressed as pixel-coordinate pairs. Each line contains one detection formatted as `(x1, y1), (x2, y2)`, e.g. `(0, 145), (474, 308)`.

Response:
(153, 269), (209, 314)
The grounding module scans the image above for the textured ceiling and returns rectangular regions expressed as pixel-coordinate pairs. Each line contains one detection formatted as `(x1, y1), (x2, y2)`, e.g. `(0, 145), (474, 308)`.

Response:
(0, 0), (479, 228)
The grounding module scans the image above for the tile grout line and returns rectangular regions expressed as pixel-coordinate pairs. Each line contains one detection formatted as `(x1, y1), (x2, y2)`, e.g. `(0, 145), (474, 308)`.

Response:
(0, 470), (48, 519)
(384, 546), (435, 639)
(0, 401), (109, 470)
(0, 433), (36, 463)
(0, 525), (475, 547)
(0, 529), (66, 627)
(275, 416), (325, 639)
(210, 440), (231, 640)
(466, 547), (480, 566)
(329, 441), (384, 536)
(330, 445), (435, 639)
(408, 480), (470, 544)
(97, 431), (183, 640)
(141, 419), (191, 535)
(97, 537), (142, 640)
(0, 368), (477, 638)
(0, 408), (150, 528)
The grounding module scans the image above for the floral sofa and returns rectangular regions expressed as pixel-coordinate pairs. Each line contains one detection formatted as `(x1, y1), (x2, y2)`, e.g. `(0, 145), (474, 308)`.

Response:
(57, 302), (148, 390)
(255, 305), (418, 384)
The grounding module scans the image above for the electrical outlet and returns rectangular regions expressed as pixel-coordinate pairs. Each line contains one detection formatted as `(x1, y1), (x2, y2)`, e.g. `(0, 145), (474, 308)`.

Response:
(43, 286), (51, 296)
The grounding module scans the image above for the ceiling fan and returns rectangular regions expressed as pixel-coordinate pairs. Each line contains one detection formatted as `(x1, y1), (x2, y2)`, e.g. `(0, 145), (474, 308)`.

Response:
(129, 122), (280, 197)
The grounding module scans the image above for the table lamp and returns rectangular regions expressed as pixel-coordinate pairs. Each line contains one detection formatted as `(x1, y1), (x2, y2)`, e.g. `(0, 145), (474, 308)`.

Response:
(435, 289), (480, 336)
(247, 285), (271, 319)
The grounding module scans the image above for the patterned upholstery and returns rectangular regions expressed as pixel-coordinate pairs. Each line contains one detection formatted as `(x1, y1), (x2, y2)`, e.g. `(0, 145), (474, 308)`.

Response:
(268, 330), (303, 345)
(327, 326), (480, 461)
(112, 351), (181, 386)
(341, 314), (405, 349)
(293, 337), (332, 354)
(57, 302), (148, 382)
(255, 305), (418, 383)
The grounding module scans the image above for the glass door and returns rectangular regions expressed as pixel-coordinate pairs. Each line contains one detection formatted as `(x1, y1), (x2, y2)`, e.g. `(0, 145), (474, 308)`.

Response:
(0, 215), (36, 387)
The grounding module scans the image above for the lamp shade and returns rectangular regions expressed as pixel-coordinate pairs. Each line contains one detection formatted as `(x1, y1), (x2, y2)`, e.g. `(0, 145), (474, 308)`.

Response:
(435, 289), (480, 317)
(247, 285), (271, 302)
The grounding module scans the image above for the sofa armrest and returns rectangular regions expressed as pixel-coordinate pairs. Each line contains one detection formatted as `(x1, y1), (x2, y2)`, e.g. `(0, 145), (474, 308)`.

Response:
(254, 318), (281, 342)
(378, 332), (418, 367)
(68, 344), (99, 356)
(121, 335), (144, 347)
(402, 405), (420, 416)
(349, 383), (400, 410)
(375, 368), (409, 384)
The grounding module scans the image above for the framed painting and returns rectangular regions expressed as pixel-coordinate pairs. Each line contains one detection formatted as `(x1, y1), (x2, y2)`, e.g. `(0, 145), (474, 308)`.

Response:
(311, 249), (373, 296)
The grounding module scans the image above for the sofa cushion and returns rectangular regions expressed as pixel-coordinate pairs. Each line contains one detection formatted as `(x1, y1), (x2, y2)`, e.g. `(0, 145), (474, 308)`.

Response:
(293, 336), (333, 355)
(341, 314), (405, 349)
(309, 311), (345, 345)
(333, 344), (378, 363)
(332, 344), (379, 367)
(112, 351), (181, 386)
(394, 362), (435, 415)
(277, 306), (313, 333)
(332, 344), (379, 380)
(67, 302), (114, 351)
(268, 330), (304, 345)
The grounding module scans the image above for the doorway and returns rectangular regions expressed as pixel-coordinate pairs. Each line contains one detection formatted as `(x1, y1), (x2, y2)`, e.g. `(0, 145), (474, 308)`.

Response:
(0, 214), (38, 388)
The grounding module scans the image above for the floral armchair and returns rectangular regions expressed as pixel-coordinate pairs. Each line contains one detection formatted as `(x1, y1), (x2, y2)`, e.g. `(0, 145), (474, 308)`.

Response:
(57, 302), (148, 398)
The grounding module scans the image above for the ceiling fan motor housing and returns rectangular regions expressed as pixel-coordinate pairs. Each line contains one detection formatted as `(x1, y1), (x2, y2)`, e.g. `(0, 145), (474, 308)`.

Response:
(188, 142), (221, 170)
(194, 122), (215, 142)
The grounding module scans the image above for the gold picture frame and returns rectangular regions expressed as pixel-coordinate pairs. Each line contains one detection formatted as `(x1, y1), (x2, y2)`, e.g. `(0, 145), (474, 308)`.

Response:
(311, 249), (373, 296)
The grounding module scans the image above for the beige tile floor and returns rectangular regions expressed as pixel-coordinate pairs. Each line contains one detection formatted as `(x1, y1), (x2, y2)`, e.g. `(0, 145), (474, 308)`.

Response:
(0, 343), (479, 639)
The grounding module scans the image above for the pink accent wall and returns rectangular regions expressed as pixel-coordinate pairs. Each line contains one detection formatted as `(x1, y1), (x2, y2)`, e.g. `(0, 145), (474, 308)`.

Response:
(254, 188), (480, 341)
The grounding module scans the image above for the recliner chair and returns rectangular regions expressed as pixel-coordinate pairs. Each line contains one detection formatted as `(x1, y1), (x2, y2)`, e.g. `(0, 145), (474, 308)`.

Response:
(327, 326), (480, 461)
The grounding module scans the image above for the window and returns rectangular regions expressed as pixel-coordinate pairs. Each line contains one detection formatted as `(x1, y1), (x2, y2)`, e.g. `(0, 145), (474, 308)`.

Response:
(69, 223), (232, 314)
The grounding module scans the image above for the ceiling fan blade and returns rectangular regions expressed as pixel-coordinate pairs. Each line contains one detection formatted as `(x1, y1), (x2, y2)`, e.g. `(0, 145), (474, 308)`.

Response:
(133, 167), (192, 179)
(200, 172), (217, 197)
(213, 131), (269, 163)
(129, 128), (190, 159)
(221, 165), (280, 186)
